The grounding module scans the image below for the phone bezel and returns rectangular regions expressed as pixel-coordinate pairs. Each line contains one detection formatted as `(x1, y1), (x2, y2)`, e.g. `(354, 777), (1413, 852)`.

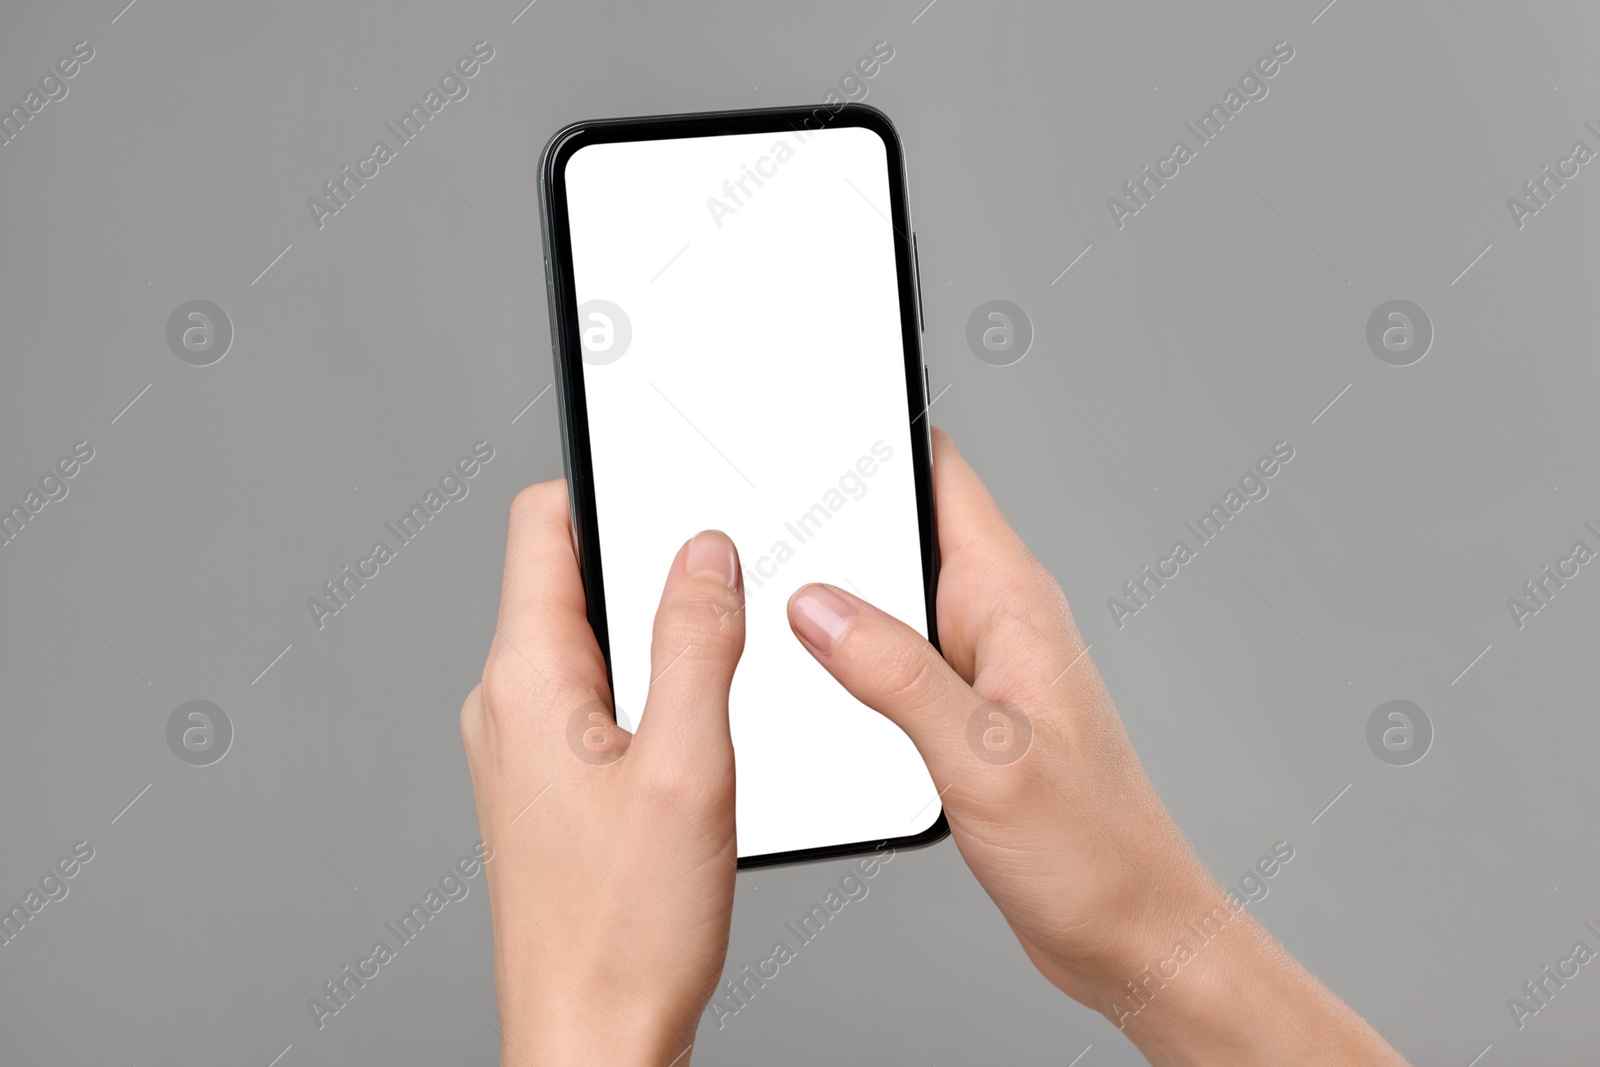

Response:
(538, 102), (947, 869)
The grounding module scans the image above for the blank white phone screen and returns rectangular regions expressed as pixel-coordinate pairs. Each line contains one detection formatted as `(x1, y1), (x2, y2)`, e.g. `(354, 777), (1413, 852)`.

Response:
(562, 125), (938, 859)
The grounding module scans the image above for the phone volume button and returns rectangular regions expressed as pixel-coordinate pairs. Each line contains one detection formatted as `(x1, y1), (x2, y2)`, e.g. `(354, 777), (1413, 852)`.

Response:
(912, 231), (925, 333)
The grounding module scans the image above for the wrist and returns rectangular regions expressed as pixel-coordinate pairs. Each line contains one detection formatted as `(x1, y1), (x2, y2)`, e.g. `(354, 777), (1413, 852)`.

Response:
(502, 987), (699, 1067)
(1088, 901), (1404, 1067)
(1084, 892), (1300, 1067)
(506, 1017), (694, 1067)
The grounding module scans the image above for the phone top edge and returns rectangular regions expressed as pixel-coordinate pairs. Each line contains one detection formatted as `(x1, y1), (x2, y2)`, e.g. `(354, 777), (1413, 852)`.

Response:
(540, 103), (902, 180)
(547, 100), (896, 136)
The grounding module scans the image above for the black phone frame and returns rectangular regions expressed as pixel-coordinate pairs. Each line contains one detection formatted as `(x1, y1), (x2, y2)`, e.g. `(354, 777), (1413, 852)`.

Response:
(538, 102), (947, 869)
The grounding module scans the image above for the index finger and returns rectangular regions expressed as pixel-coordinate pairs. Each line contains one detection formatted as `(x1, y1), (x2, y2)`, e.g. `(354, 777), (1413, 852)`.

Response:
(483, 480), (609, 708)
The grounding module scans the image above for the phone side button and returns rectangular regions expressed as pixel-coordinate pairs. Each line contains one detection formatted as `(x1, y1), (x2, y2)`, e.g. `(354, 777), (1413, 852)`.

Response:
(912, 231), (925, 333)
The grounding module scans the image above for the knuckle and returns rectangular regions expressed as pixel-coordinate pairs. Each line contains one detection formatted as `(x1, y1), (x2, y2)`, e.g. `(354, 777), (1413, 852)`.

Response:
(480, 643), (596, 735)
(508, 480), (565, 533)
(459, 685), (485, 753)
(872, 640), (947, 711)
(643, 757), (694, 802)
(480, 646), (544, 714)
(642, 756), (725, 813)
(657, 593), (745, 658)
(985, 753), (1043, 806)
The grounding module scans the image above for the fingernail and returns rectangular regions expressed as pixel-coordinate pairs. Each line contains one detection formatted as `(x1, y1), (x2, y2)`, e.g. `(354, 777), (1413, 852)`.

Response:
(790, 585), (854, 653)
(686, 530), (738, 589)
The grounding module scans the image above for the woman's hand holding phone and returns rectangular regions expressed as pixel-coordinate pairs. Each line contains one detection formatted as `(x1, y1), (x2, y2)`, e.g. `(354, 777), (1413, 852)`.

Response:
(787, 429), (1408, 1066)
(461, 431), (1408, 1066)
(460, 481), (747, 1065)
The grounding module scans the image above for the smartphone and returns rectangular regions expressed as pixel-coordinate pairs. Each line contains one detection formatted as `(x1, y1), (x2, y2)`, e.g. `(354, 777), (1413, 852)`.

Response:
(539, 103), (946, 868)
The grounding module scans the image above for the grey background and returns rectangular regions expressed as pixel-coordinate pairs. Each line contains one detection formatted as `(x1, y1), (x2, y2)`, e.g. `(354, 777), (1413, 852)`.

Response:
(2, 0), (1596, 1064)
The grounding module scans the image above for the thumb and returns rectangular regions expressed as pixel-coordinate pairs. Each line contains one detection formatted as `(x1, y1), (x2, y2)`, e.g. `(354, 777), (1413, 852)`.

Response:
(631, 530), (747, 774)
(787, 582), (991, 781)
